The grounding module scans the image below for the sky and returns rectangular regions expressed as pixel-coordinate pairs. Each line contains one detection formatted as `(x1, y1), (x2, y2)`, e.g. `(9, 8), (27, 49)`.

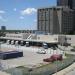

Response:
(0, 0), (56, 30)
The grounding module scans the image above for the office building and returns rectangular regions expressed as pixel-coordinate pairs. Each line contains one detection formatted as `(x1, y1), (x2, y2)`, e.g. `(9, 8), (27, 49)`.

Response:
(37, 6), (74, 34)
(57, 0), (73, 9)
(72, 0), (75, 9)
(57, 0), (75, 32)
(57, 0), (75, 10)
(1, 26), (6, 30)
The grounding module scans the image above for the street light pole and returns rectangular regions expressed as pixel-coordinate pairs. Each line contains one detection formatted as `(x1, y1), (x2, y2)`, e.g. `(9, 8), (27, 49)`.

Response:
(0, 42), (1, 51)
(64, 35), (67, 57)
(56, 47), (58, 75)
(0, 42), (2, 70)
(28, 68), (33, 75)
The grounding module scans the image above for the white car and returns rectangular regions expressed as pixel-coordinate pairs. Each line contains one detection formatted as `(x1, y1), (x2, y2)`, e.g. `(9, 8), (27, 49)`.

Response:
(37, 49), (46, 54)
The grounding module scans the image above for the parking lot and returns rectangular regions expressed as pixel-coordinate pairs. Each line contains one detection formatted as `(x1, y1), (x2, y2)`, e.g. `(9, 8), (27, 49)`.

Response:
(0, 43), (63, 70)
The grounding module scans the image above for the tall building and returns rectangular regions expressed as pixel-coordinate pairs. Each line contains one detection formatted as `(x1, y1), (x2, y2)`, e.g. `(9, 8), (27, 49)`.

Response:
(57, 0), (73, 9)
(37, 6), (74, 34)
(57, 0), (75, 10)
(57, 0), (75, 33)
(1, 26), (6, 30)
(72, 0), (75, 9)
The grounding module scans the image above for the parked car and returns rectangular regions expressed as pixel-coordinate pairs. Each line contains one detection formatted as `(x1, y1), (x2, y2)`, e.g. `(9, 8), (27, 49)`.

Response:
(7, 40), (10, 45)
(51, 47), (56, 50)
(37, 49), (46, 54)
(43, 54), (62, 62)
(50, 54), (62, 61)
(11, 40), (14, 45)
(42, 43), (48, 49)
(71, 49), (75, 52)
(20, 41), (24, 46)
(43, 58), (54, 62)
(26, 42), (30, 47)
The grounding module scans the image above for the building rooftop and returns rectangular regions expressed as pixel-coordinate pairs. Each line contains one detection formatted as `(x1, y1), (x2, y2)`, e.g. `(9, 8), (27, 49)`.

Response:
(0, 36), (58, 44)
(38, 6), (74, 11)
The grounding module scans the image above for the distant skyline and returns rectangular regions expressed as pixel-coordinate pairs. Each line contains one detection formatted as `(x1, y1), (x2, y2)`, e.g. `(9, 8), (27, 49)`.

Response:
(0, 0), (56, 30)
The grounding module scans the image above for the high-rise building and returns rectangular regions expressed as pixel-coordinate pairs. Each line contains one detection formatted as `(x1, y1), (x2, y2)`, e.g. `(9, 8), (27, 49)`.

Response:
(37, 6), (74, 34)
(72, 0), (75, 9)
(57, 0), (73, 9)
(57, 0), (75, 33)
(57, 0), (75, 10)
(1, 26), (6, 30)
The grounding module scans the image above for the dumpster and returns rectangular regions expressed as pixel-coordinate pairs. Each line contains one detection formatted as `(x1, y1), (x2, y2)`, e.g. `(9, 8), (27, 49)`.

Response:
(0, 51), (23, 60)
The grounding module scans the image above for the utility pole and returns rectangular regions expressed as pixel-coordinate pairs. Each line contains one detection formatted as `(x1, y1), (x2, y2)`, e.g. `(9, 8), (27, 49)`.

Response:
(0, 42), (2, 70)
(28, 68), (33, 75)
(0, 43), (1, 51)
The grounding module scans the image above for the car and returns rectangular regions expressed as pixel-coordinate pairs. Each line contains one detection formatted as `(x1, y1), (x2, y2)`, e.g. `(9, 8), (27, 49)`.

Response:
(37, 49), (46, 54)
(43, 54), (62, 62)
(42, 43), (48, 49)
(71, 49), (75, 52)
(50, 54), (62, 61)
(26, 42), (30, 47)
(43, 58), (54, 62)
(51, 47), (56, 50)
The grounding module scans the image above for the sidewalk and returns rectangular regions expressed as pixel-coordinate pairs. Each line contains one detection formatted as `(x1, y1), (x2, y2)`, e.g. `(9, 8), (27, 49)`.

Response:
(0, 71), (10, 75)
(53, 63), (75, 75)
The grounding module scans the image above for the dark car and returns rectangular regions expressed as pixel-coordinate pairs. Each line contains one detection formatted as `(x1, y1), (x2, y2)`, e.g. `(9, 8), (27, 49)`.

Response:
(51, 47), (56, 50)
(71, 49), (75, 52)
(42, 43), (48, 49)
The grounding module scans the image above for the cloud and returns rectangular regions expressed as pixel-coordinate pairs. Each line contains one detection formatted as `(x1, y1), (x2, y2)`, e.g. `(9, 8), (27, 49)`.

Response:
(0, 16), (2, 19)
(19, 16), (24, 19)
(13, 8), (17, 11)
(21, 8), (37, 15)
(0, 10), (5, 14)
(0, 10), (6, 21)
(34, 19), (37, 22)
(0, 16), (7, 22)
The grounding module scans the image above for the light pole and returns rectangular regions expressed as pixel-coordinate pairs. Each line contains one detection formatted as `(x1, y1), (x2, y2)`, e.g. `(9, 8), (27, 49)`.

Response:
(0, 42), (1, 70)
(63, 35), (67, 57)
(28, 68), (33, 75)
(0, 42), (3, 70)
(0, 42), (1, 51)
(55, 47), (58, 75)
(56, 58), (58, 75)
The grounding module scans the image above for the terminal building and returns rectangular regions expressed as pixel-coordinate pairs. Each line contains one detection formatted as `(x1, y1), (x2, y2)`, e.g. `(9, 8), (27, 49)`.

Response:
(0, 33), (58, 48)
(0, 33), (75, 47)
(37, 6), (74, 34)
